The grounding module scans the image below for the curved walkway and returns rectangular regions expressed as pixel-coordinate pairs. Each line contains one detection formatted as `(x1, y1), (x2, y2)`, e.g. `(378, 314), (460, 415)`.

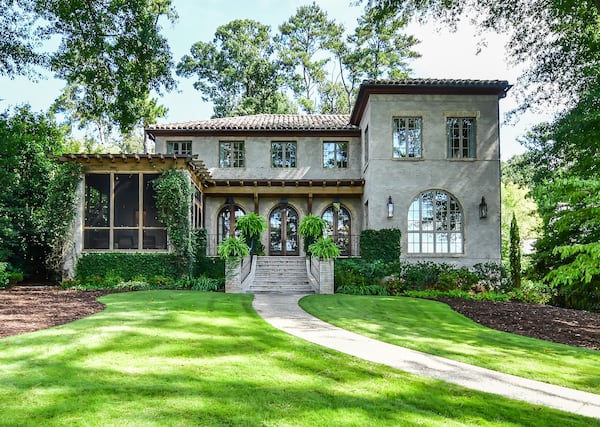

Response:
(252, 293), (600, 420)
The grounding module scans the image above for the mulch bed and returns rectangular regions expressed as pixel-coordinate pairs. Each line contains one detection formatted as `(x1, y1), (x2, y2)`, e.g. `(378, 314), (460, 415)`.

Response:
(438, 297), (600, 351)
(1, 287), (599, 351)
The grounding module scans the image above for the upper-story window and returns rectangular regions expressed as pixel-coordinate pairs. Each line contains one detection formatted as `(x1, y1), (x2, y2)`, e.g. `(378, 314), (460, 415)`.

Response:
(219, 141), (245, 168)
(323, 141), (348, 168)
(393, 117), (422, 158)
(447, 118), (476, 159)
(271, 142), (297, 168)
(167, 141), (192, 155)
(363, 125), (369, 164)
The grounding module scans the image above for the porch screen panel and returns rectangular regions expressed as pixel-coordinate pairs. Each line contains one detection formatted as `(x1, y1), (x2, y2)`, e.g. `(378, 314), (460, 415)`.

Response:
(84, 174), (110, 249)
(114, 174), (139, 227)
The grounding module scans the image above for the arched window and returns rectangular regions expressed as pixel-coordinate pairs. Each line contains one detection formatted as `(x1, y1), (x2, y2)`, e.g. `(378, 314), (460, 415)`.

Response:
(322, 204), (351, 255)
(407, 190), (463, 254)
(217, 204), (245, 243)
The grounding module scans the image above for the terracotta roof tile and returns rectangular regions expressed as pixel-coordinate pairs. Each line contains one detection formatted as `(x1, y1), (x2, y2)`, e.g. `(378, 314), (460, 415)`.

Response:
(361, 78), (510, 88)
(148, 114), (356, 132)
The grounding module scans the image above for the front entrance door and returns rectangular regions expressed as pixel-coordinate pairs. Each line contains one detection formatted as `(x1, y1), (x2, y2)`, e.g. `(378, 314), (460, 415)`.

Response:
(269, 204), (299, 256)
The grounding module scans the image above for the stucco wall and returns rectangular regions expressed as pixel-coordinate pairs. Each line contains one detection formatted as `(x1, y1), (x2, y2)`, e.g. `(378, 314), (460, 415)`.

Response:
(155, 135), (362, 181)
(360, 93), (502, 266)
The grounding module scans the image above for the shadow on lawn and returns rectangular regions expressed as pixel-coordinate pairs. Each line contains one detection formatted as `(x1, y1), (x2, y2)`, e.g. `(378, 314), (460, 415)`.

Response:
(0, 291), (594, 426)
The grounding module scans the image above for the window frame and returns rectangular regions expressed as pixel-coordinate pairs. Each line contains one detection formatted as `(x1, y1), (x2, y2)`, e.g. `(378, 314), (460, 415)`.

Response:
(392, 116), (422, 159)
(322, 141), (349, 169)
(271, 141), (297, 168)
(407, 190), (464, 255)
(447, 117), (476, 159)
(167, 140), (192, 155)
(219, 141), (245, 168)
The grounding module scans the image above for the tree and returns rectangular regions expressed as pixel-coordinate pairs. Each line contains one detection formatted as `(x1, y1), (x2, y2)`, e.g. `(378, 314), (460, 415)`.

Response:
(0, 1), (44, 77)
(362, 0), (600, 112)
(177, 19), (295, 118)
(0, 106), (79, 279)
(276, 3), (344, 113)
(328, 7), (420, 113)
(1, 1), (175, 134)
(346, 7), (419, 80)
(514, 90), (600, 309)
(509, 213), (522, 288)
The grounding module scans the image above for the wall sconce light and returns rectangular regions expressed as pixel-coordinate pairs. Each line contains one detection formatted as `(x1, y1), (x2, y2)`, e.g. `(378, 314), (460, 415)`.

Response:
(387, 196), (394, 218)
(225, 196), (234, 206)
(479, 196), (488, 219)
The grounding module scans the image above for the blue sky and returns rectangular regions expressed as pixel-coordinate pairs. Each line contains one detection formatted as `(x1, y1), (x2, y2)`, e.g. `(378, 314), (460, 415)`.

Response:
(0, 0), (549, 159)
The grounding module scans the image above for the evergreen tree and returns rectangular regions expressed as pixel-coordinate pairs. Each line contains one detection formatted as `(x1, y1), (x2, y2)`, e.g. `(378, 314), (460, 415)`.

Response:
(509, 213), (522, 288)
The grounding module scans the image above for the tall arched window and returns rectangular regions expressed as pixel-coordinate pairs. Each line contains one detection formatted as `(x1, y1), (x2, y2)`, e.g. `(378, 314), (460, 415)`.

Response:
(407, 190), (463, 254)
(217, 204), (245, 243)
(322, 204), (351, 255)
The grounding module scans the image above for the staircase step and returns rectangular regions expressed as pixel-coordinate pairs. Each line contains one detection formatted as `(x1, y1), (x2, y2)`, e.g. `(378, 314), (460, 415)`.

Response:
(245, 256), (313, 294)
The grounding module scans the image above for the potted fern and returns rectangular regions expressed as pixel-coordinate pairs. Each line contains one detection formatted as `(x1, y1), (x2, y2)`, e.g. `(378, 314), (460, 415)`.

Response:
(217, 236), (250, 293)
(299, 214), (327, 256)
(308, 237), (340, 260)
(235, 213), (266, 255)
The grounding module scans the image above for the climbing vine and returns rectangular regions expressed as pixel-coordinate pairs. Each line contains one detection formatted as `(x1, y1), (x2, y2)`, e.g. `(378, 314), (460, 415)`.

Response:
(46, 162), (83, 276)
(153, 170), (193, 270)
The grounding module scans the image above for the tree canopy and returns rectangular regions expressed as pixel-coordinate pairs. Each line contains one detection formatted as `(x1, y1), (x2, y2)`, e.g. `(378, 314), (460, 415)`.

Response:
(363, 0), (600, 113)
(0, 106), (80, 279)
(177, 3), (419, 117)
(177, 19), (295, 118)
(1, 0), (175, 135)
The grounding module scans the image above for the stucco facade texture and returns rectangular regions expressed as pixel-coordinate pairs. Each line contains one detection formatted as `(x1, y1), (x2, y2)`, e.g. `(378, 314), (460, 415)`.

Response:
(62, 79), (509, 273)
(359, 93), (502, 266)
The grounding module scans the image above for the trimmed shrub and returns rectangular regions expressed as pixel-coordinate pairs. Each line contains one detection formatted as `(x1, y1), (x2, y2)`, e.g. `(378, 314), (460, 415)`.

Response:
(75, 253), (184, 282)
(360, 228), (401, 263)
(0, 262), (9, 289)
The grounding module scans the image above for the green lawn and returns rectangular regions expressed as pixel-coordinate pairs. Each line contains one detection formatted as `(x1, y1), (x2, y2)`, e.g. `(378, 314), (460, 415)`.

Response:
(299, 294), (600, 394)
(0, 291), (595, 426)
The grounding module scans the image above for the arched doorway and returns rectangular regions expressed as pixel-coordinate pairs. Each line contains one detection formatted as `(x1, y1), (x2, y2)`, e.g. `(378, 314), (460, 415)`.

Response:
(322, 204), (351, 255)
(269, 204), (299, 256)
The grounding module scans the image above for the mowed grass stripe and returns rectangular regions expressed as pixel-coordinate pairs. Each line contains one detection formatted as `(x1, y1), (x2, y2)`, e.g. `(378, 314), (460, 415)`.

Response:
(300, 294), (600, 394)
(0, 291), (594, 426)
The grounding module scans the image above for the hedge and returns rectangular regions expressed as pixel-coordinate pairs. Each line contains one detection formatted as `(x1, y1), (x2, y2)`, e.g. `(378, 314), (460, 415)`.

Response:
(75, 253), (184, 281)
(360, 228), (401, 263)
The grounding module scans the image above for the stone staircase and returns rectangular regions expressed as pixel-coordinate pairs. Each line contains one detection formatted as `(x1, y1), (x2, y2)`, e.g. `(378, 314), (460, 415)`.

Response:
(245, 256), (314, 294)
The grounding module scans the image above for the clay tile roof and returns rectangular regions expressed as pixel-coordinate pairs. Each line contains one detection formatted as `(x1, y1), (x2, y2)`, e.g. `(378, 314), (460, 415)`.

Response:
(148, 114), (356, 132)
(361, 78), (510, 89)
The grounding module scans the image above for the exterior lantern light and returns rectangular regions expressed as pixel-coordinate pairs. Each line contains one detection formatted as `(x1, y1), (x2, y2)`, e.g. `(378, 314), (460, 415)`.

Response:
(387, 196), (394, 218)
(479, 196), (488, 219)
(225, 196), (234, 206)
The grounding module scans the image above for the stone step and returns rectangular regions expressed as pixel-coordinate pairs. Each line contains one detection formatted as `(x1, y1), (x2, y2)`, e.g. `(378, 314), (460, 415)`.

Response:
(246, 256), (312, 294)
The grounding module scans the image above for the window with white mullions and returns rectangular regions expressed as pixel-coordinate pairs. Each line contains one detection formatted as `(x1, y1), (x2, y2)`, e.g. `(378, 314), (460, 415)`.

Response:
(408, 190), (463, 254)
(447, 118), (476, 159)
(393, 117), (422, 158)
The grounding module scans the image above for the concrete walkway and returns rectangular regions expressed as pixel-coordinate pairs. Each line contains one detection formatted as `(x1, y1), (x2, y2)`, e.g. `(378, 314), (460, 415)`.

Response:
(252, 293), (600, 420)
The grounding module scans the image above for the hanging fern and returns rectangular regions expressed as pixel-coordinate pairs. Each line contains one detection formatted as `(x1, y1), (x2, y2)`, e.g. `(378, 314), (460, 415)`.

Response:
(153, 170), (193, 271)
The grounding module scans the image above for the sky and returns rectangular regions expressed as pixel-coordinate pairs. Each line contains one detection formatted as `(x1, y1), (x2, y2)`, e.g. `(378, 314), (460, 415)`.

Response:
(0, 0), (551, 159)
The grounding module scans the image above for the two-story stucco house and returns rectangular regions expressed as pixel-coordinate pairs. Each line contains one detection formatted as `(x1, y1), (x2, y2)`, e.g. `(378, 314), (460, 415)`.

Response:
(60, 79), (510, 279)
